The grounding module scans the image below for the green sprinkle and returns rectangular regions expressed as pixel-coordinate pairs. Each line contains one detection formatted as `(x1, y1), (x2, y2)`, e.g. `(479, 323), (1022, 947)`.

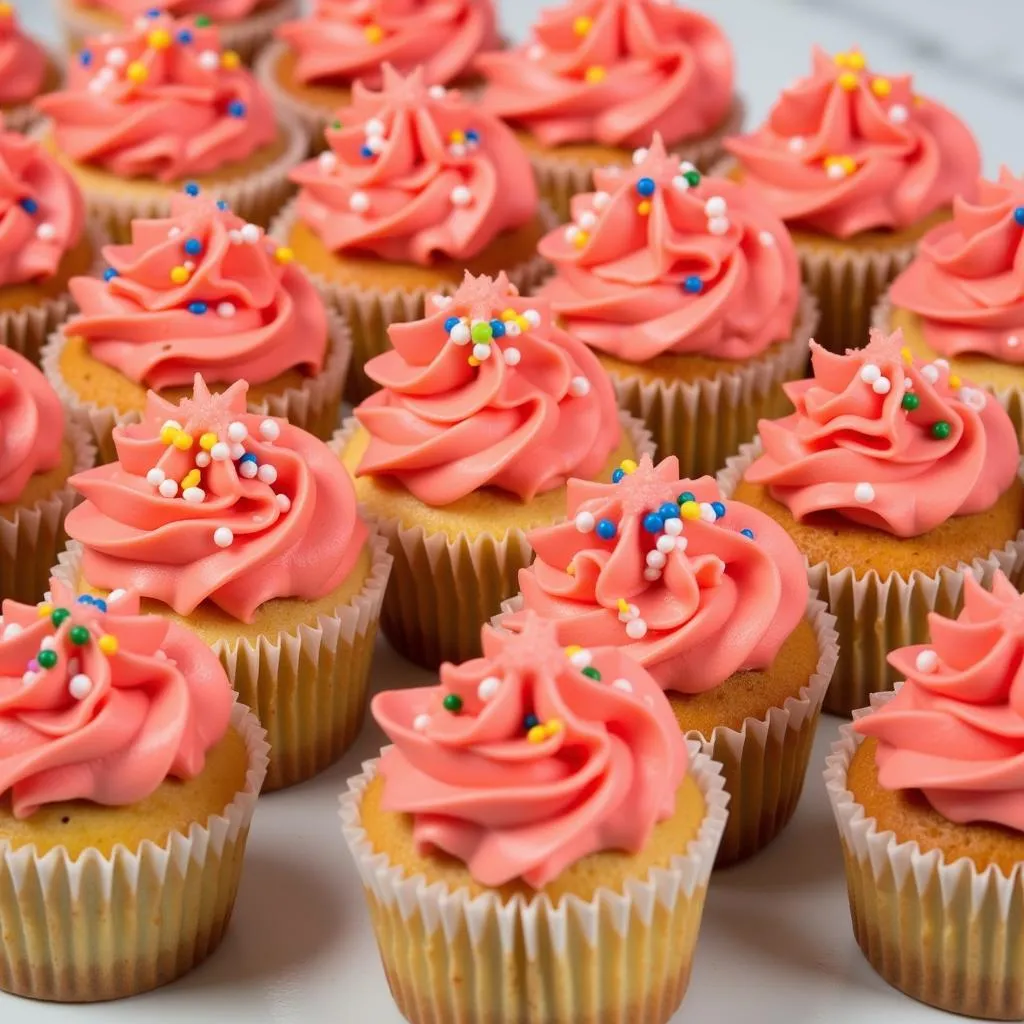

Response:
(582, 666), (602, 682)
(69, 625), (90, 646)
(901, 392), (920, 411)
(471, 321), (493, 343)
(442, 693), (463, 713)
(50, 607), (70, 628)
(677, 491), (695, 505)
(684, 170), (701, 187)
(37, 649), (58, 670)
(931, 420), (951, 440)
(195, 14), (211, 26)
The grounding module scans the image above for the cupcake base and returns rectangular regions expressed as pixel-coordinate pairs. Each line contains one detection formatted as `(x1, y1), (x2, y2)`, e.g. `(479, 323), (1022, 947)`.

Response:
(2, 52), (63, 135)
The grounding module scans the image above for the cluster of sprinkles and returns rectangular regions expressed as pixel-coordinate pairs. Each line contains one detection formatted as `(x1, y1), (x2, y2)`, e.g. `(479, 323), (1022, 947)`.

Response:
(15, 193), (57, 243)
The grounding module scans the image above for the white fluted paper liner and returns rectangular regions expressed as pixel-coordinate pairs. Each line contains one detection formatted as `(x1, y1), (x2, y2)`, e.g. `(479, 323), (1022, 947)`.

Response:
(43, 304), (352, 464)
(719, 439), (1024, 717)
(340, 738), (729, 1024)
(335, 410), (654, 671)
(826, 690), (1024, 1020)
(270, 196), (558, 403)
(609, 287), (817, 480)
(0, 701), (269, 1002)
(53, 532), (393, 792)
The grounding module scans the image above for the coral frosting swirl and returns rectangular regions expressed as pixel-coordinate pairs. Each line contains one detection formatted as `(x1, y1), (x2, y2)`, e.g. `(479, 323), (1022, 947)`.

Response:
(37, 13), (277, 182)
(354, 271), (621, 505)
(475, 0), (732, 149)
(0, 8), (47, 106)
(538, 134), (800, 361)
(290, 64), (537, 265)
(0, 123), (86, 286)
(744, 330), (1019, 538)
(889, 169), (1024, 365)
(855, 572), (1024, 833)
(66, 191), (327, 390)
(372, 613), (688, 888)
(0, 579), (233, 818)
(503, 454), (807, 693)
(66, 377), (366, 622)
(82, 0), (267, 21)
(277, 0), (499, 89)
(724, 46), (980, 239)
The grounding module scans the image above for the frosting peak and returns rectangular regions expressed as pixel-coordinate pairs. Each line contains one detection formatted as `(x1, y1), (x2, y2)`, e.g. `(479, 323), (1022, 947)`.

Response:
(37, 13), (277, 182)
(290, 63), (537, 265)
(354, 271), (621, 505)
(373, 612), (688, 888)
(66, 376), (366, 621)
(745, 329), (1019, 537)
(476, 0), (733, 149)
(0, 6), (47, 106)
(538, 133), (801, 361)
(725, 46), (980, 238)
(0, 578), (233, 818)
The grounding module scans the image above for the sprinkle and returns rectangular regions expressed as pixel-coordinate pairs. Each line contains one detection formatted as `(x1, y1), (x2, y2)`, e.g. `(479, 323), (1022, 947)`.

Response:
(620, 459), (637, 474)
(197, 49), (219, 70)
(680, 500), (701, 520)
(625, 618), (648, 640)
(274, 246), (294, 264)
(18, 197), (38, 215)
(35, 223), (56, 241)
(318, 151), (337, 173)
(170, 265), (190, 284)
(741, 528), (755, 539)
(871, 77), (891, 97)
(442, 693), (463, 713)
(40, 636), (56, 651)
(210, 441), (231, 461)
(611, 678), (633, 693)
(573, 14), (592, 33)
(837, 70), (858, 90)
(1, 622), (21, 639)
(1015, 208), (1024, 227)
(920, 364), (940, 383)
(471, 321), (493, 344)
(477, 676), (500, 701)
(69, 625), (90, 646)
(37, 649), (58, 670)
(158, 479), (179, 498)
(147, 27), (171, 49)
(98, 634), (118, 655)
(146, 467), (165, 487)
(276, 493), (291, 513)
(126, 61), (148, 84)
(239, 223), (260, 244)
(503, 346), (521, 366)
(949, 374), (962, 389)
(888, 104), (909, 124)
(901, 392), (920, 411)
(646, 550), (667, 569)
(188, 301), (208, 315)
(707, 216), (730, 235)
(759, 231), (775, 246)
(593, 191), (610, 209)
(471, 342), (491, 362)
(195, 13), (212, 24)
(699, 502), (717, 523)
(221, 50), (241, 69)
(259, 419), (280, 442)
(413, 713), (430, 731)
(184, 182), (200, 197)
(636, 200), (652, 216)
(238, 457), (258, 479)
(364, 23), (384, 43)
(50, 607), (71, 629)
(181, 468), (201, 490)
(853, 482), (875, 503)
(227, 421), (247, 443)
(183, 487), (205, 503)
(825, 155), (856, 178)
(915, 649), (938, 673)
(80, 49), (92, 66)
(663, 517), (683, 537)
(569, 376), (591, 397)
(213, 527), (234, 548)
(566, 645), (589, 666)
(788, 136), (806, 153)
(37, 603), (52, 618)
(642, 512), (664, 534)
(527, 724), (547, 743)
(930, 420), (951, 440)
(636, 177), (656, 198)
(523, 309), (541, 328)
(859, 363), (881, 383)
(177, 28), (193, 44)
(349, 191), (370, 214)
(872, 376), (891, 395)
(683, 275), (702, 294)
(596, 518), (617, 540)
(257, 464), (278, 485)
(575, 510), (595, 532)
(711, 501), (726, 519)
(658, 533), (681, 553)
(704, 196), (727, 218)
(106, 46), (127, 67)
(230, 442), (245, 460)
(216, 301), (236, 318)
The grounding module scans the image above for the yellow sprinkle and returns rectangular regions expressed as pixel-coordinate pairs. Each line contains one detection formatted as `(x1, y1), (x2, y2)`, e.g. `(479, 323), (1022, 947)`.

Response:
(199, 432), (217, 451)
(616, 597), (630, 614)
(572, 230), (589, 249)
(847, 51), (866, 70)
(98, 634), (119, 656)
(0, 4), (13, 16)
(584, 65), (606, 84)
(515, 315), (530, 331)
(37, 603), (53, 618)
(837, 71), (858, 91)
(126, 61), (148, 84)
(900, 346), (913, 364)
(364, 23), (383, 44)
(170, 265), (190, 284)
(566, 563), (576, 576)
(871, 77), (891, 98)
(834, 52), (849, 67)
(159, 425), (179, 445)
(573, 14), (592, 34)
(620, 459), (637, 474)
(501, 308), (517, 320)
(680, 500), (701, 520)
(449, 129), (466, 144)
(636, 200), (651, 216)
(467, 355), (481, 367)
(824, 154), (856, 175)
(949, 374), (962, 389)
(527, 725), (548, 744)
(181, 469), (201, 490)
(544, 719), (563, 737)
(147, 28), (172, 49)
(565, 645), (583, 657)
(274, 246), (294, 263)
(220, 49), (241, 69)
(172, 432), (193, 451)
(914, 95), (925, 107)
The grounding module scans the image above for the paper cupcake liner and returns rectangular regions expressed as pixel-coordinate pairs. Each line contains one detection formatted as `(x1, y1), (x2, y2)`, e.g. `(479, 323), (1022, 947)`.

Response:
(826, 690), (1024, 1020)
(719, 441), (1024, 717)
(610, 288), (816, 480)
(255, 40), (333, 157)
(270, 198), (557, 404)
(335, 410), (654, 671)
(54, 532), (392, 792)
(43, 305), (352, 465)
(0, 701), (269, 1003)
(340, 737), (729, 1024)
(3, 50), (66, 135)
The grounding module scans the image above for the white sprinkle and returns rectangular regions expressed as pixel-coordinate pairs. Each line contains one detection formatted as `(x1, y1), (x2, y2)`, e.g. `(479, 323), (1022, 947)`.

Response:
(227, 421), (247, 443)
(106, 46), (127, 67)
(631, 147), (648, 165)
(679, 161), (696, 174)
(413, 713), (431, 731)
(527, 43), (544, 60)
(472, 342), (491, 362)
(88, 76), (107, 93)
(69, 674), (92, 700)
(888, 104), (909, 124)
(656, 534), (677, 553)
(859, 363), (881, 383)
(210, 441), (231, 462)
(364, 117), (385, 137)
(787, 135), (806, 152)
(523, 309), (541, 328)
(699, 502), (717, 523)
(36, 223), (56, 241)
(448, 142), (466, 158)
(759, 230), (775, 246)
(915, 649), (938, 673)
(569, 376), (591, 397)
(504, 320), (522, 338)
(578, 211), (597, 230)
(134, 15), (150, 29)
(40, 636), (56, 651)
(704, 196), (727, 218)
(921, 364), (940, 383)
(168, 226), (182, 239)
(21, 671), (37, 686)
(317, 151), (337, 173)
(146, 467), (165, 487)
(259, 419), (280, 441)
(108, 588), (126, 603)
(826, 162), (848, 180)
(276, 493), (291, 512)
(569, 649), (592, 669)
(503, 346), (521, 366)
(853, 482), (875, 504)
(365, 134), (384, 154)
(625, 618), (648, 640)
(575, 511), (595, 532)
(230, 442), (245, 460)
(619, 603), (640, 623)
(646, 550), (667, 569)
(182, 486), (205, 503)
(959, 386), (987, 411)
(228, 229), (244, 244)
(213, 527), (234, 548)
(158, 479), (178, 498)
(1009, 335), (1021, 349)
(934, 359), (950, 369)
(217, 301), (236, 318)
(663, 517), (683, 537)
(239, 460), (258, 479)
(477, 676), (501, 701)
(183, 260), (195, 272)
(198, 49), (219, 70)
(349, 191), (370, 214)
(195, 451), (211, 467)
(611, 678), (633, 693)
(707, 216), (730, 235)
(240, 223), (261, 244)
(450, 185), (472, 207)
(258, 464), (278, 484)
(2, 622), (22, 639)
(643, 568), (662, 581)
(428, 84), (447, 99)
(593, 191), (610, 209)
(872, 376), (892, 395)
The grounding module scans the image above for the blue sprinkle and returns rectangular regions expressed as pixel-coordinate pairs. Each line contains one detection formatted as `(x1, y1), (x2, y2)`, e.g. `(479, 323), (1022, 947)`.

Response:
(636, 176), (656, 197)
(360, 144), (373, 158)
(489, 318), (506, 338)
(216, 199), (229, 210)
(612, 468), (625, 483)
(678, 491), (695, 505)
(76, 595), (94, 605)
(93, 598), (107, 612)
(465, 129), (480, 144)
(103, 267), (119, 281)
(683, 275), (703, 294)
(79, 49), (92, 67)
(741, 528), (755, 540)
(596, 518), (617, 540)
(658, 502), (679, 520)
(523, 713), (540, 731)
(443, 316), (461, 332)
(184, 182), (200, 196)
(642, 512), (664, 534)
(183, 237), (203, 256)
(711, 501), (726, 519)
(239, 452), (258, 465)
(146, 6), (161, 16)
(18, 197), (38, 214)
(1015, 207), (1024, 227)
(176, 29), (193, 44)
(187, 301), (208, 315)
(227, 100), (246, 119)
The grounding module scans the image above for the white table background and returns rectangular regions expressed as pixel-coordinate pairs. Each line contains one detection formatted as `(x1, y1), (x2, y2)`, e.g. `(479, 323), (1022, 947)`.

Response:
(9, 1), (1022, 1020)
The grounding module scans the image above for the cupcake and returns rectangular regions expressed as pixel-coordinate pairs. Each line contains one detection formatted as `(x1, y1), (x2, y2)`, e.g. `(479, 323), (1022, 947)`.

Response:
(36, 12), (306, 243)
(539, 133), (817, 478)
(723, 46), (980, 356)
(259, 0), (499, 153)
(0, 577), (268, 1002)
(0, 5), (62, 134)
(44, 188), (350, 465)
(336, 270), (652, 670)
(826, 572), (1024, 1019)
(60, 0), (298, 65)
(341, 612), (729, 1024)
(0, 117), (103, 366)
(497, 453), (838, 864)
(881, 168), (1024, 449)
(55, 376), (392, 791)
(274, 63), (550, 402)
(0, 346), (95, 605)
(721, 328), (1024, 717)
(474, 0), (740, 219)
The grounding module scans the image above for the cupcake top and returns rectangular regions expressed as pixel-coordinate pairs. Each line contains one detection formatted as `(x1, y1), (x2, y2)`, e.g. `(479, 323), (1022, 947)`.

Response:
(475, 0), (733, 150)
(0, 4), (48, 107)
(503, 453), (807, 692)
(65, 376), (367, 622)
(80, 0), (267, 22)
(0, 120), (86, 287)
(65, 188), (328, 391)
(744, 329), (1019, 538)
(0, 346), (65, 504)
(724, 46), (980, 239)
(538, 133), (801, 362)
(37, 12), (277, 183)
(0, 578), (234, 819)
(276, 0), (499, 90)
(290, 64), (537, 266)
(855, 571), (1024, 833)
(889, 169), (1024, 364)
(372, 611), (688, 888)
(354, 270), (621, 505)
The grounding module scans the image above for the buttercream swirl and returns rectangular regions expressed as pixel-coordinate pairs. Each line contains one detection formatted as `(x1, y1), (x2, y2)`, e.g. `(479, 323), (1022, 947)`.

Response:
(475, 0), (732, 149)
(37, 12), (277, 182)
(277, 0), (499, 89)
(66, 376), (366, 622)
(290, 64), (537, 265)
(0, 578), (234, 819)
(0, 121), (86, 287)
(66, 191), (327, 389)
(889, 168), (1024, 365)
(81, 0), (267, 21)
(744, 329), (1019, 538)
(373, 612), (688, 888)
(855, 571), (1024, 834)
(538, 134), (800, 362)
(724, 46), (980, 239)
(0, 7), (47, 107)
(354, 271), (620, 505)
(503, 453), (807, 692)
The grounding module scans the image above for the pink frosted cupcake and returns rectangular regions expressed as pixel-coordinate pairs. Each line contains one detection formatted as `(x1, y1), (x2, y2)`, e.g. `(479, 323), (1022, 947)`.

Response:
(0, 5), (62, 133)
(44, 188), (350, 464)
(475, 0), (741, 218)
(36, 12), (305, 242)
(723, 46), (980, 356)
